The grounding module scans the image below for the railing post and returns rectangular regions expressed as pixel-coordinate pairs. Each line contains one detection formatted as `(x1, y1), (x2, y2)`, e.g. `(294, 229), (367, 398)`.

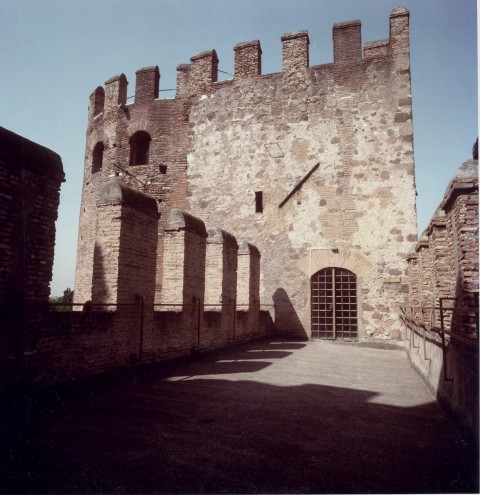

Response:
(439, 298), (453, 382)
(197, 299), (202, 347)
(422, 322), (430, 361)
(233, 300), (236, 340)
(407, 307), (411, 343)
(137, 294), (144, 361)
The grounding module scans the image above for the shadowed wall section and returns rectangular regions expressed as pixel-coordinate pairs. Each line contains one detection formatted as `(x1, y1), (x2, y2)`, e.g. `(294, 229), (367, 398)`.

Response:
(0, 127), (64, 391)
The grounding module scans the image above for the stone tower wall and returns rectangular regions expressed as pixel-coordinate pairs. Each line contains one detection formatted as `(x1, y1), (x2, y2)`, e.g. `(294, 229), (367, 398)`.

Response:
(187, 7), (417, 340)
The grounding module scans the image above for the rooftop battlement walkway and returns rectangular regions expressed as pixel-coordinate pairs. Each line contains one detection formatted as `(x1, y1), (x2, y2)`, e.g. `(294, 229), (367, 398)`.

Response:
(2, 339), (478, 493)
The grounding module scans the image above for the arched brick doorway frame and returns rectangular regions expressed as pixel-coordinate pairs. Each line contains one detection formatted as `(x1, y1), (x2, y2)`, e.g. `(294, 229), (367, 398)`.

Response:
(298, 249), (375, 340)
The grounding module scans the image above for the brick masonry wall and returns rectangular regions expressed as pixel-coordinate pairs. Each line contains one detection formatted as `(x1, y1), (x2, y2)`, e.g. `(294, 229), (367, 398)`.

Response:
(135, 66), (160, 105)
(204, 228), (238, 346)
(451, 191), (479, 332)
(0, 127), (64, 391)
(161, 229), (187, 308)
(21, 208), (266, 386)
(91, 202), (123, 306)
(161, 209), (207, 308)
(159, 210), (207, 348)
(0, 168), (62, 305)
(406, 158), (478, 335)
(236, 242), (261, 339)
(0, 129), (64, 307)
(74, 72), (190, 305)
(405, 157), (478, 438)
(237, 243), (258, 309)
(92, 182), (158, 307)
(333, 21), (362, 64)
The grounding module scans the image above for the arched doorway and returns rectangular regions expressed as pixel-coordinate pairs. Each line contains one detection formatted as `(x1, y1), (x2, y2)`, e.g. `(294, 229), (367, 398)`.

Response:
(311, 267), (358, 340)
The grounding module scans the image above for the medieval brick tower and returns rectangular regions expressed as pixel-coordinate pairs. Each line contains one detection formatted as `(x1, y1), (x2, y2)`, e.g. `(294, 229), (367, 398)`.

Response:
(74, 7), (417, 342)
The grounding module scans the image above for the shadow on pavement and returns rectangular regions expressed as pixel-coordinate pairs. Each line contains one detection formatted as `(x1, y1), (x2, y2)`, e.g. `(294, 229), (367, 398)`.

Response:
(1, 339), (477, 494)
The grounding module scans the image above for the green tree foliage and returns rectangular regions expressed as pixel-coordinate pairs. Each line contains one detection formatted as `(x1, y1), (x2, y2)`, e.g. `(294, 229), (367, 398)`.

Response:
(49, 288), (74, 311)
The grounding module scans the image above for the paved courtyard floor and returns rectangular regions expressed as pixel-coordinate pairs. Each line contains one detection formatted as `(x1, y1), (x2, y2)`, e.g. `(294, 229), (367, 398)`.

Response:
(2, 338), (478, 493)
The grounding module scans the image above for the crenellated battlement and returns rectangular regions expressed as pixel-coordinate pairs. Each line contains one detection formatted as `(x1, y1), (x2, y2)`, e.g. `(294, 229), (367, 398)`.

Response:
(104, 73), (128, 113)
(135, 66), (160, 104)
(87, 7), (410, 119)
(333, 20), (362, 64)
(281, 30), (310, 72)
(234, 40), (262, 79)
(89, 86), (105, 120)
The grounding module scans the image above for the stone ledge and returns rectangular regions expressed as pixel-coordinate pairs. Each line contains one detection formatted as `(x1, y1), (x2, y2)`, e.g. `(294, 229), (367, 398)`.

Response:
(98, 181), (158, 216)
(166, 208), (207, 236)
(281, 30), (309, 42)
(333, 19), (361, 30)
(207, 227), (238, 247)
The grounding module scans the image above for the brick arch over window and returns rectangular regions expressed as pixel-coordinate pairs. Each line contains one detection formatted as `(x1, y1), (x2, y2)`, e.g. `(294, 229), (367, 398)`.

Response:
(298, 248), (375, 278)
(126, 120), (163, 139)
(92, 141), (104, 173)
(129, 131), (151, 166)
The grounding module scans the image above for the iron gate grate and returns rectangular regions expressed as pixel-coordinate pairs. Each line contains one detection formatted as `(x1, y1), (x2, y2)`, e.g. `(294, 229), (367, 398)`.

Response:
(311, 267), (358, 340)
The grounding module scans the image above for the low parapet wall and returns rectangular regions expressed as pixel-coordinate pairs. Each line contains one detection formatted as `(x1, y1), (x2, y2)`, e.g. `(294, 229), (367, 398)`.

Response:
(13, 195), (272, 387)
(17, 304), (274, 387)
(403, 157), (478, 438)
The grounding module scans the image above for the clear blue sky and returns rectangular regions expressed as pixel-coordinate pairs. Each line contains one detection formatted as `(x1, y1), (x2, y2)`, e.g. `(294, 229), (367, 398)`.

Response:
(1, 0), (477, 296)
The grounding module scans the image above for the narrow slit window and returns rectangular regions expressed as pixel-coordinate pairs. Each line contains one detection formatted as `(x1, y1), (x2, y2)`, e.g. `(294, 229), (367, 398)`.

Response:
(255, 191), (263, 213)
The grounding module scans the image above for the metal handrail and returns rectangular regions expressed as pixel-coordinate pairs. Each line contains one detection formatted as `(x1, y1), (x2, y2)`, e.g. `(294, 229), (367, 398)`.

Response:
(401, 301), (478, 382)
(401, 306), (478, 349)
(400, 298), (479, 349)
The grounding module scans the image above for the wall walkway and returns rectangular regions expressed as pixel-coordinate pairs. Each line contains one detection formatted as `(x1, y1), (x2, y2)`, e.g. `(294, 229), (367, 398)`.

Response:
(2, 338), (477, 493)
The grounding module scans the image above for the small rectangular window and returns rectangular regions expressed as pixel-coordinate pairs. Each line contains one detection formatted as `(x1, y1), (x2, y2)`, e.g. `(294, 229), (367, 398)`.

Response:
(255, 191), (263, 213)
